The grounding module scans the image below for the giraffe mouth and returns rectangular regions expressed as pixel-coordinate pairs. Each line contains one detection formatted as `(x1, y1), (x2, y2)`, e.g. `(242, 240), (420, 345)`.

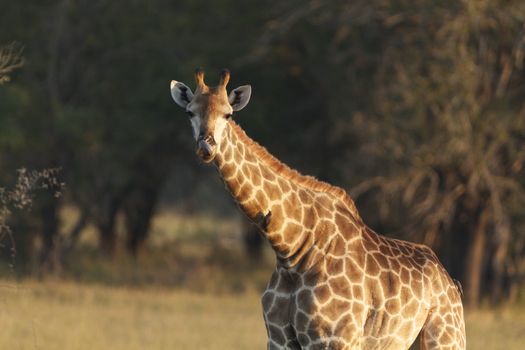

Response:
(196, 136), (217, 163)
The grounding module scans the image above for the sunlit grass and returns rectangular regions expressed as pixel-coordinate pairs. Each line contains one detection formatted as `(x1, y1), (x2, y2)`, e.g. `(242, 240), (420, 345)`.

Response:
(0, 280), (266, 350)
(1, 280), (525, 350)
(4, 207), (523, 349)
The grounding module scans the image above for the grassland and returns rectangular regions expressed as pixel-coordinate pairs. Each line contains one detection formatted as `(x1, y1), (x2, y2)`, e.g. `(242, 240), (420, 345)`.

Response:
(1, 280), (525, 350)
(2, 208), (525, 349)
(0, 280), (266, 350)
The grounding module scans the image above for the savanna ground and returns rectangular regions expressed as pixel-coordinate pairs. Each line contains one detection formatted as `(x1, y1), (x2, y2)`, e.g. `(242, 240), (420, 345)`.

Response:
(1, 208), (525, 350)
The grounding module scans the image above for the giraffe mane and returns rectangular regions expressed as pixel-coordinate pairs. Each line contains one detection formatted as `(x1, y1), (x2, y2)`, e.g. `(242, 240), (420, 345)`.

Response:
(228, 121), (360, 218)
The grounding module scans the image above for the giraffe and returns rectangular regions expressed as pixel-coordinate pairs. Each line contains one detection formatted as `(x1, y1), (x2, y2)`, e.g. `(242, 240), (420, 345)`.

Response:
(170, 69), (466, 350)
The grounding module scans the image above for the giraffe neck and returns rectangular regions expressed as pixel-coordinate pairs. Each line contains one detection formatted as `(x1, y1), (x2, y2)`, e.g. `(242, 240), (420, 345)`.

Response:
(213, 120), (361, 268)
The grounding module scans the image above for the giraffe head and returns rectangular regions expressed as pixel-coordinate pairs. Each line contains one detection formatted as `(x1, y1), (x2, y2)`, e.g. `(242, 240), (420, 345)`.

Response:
(170, 68), (252, 163)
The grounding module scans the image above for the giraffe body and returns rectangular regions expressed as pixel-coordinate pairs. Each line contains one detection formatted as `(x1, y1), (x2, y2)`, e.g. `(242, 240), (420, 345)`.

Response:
(170, 69), (466, 349)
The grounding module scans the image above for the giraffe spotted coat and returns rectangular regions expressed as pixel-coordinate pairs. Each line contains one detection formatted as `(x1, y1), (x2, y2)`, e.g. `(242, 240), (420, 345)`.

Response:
(170, 69), (466, 350)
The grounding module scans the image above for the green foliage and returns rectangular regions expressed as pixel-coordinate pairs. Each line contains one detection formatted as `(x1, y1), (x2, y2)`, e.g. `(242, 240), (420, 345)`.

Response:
(254, 0), (525, 306)
(0, 0), (524, 306)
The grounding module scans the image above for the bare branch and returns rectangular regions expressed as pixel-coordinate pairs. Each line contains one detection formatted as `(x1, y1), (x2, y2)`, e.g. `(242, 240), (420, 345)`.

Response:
(0, 42), (24, 84)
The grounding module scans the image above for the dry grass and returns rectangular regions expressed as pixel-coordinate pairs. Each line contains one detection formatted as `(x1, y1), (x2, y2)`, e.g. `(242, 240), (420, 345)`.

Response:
(0, 280), (266, 350)
(1, 280), (524, 350)
(3, 208), (524, 349)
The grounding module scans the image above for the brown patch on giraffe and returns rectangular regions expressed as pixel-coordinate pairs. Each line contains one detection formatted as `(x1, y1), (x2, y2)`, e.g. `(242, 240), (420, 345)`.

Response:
(267, 296), (291, 326)
(250, 169), (262, 187)
(390, 246), (401, 256)
(384, 298), (401, 314)
(260, 164), (276, 182)
(302, 271), (321, 288)
(381, 271), (401, 298)
(297, 333), (310, 346)
(321, 298), (352, 321)
(399, 244), (412, 256)
(330, 257), (344, 275)
(268, 324), (286, 345)
(334, 213), (359, 238)
(388, 257), (401, 271)
(239, 167), (250, 182)
(314, 202), (332, 219)
(372, 251), (389, 269)
(400, 267), (410, 284)
(296, 288), (315, 311)
(352, 285), (364, 300)
(439, 328), (453, 345)
(286, 233), (316, 267)
(328, 276), (351, 297)
(236, 140), (245, 156)
(365, 253), (381, 277)
(233, 146), (244, 165)
(364, 227), (381, 245)
(365, 276), (384, 307)
(254, 191), (268, 212)
(334, 315), (356, 341)
(303, 207), (316, 229)
(283, 222), (303, 243)
(223, 145), (233, 162)
(284, 195), (303, 221)
(399, 286), (412, 305)
(267, 271), (279, 289)
(262, 291), (275, 311)
(308, 315), (331, 339)
(411, 278), (424, 300)
(244, 149), (257, 164)
(378, 243), (391, 256)
(314, 284), (331, 304)
(294, 311), (310, 332)
(329, 234), (347, 257)
(237, 183), (253, 203)
(298, 189), (313, 205)
(267, 204), (284, 232)
(362, 236), (380, 253)
(410, 268), (423, 282)
(278, 177), (291, 193)
(263, 180), (281, 201)
(352, 301), (364, 316)
(398, 321), (413, 340)
(345, 257), (364, 283)
(317, 195), (335, 211)
(328, 339), (346, 349)
(220, 161), (235, 179)
(403, 298), (420, 316)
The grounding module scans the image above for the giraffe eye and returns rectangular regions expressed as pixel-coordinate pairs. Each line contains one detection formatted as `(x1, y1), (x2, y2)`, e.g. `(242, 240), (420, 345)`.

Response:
(186, 111), (194, 117)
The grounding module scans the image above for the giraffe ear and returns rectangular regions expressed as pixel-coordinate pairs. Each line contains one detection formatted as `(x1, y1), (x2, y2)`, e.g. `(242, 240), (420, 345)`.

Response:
(170, 80), (194, 108)
(228, 85), (251, 112)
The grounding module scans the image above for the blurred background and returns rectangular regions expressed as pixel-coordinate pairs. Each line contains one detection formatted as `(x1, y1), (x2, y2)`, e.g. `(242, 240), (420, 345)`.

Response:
(1, 0), (525, 349)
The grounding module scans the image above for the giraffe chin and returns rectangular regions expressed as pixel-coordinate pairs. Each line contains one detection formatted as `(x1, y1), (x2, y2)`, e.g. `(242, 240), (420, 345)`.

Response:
(196, 141), (217, 164)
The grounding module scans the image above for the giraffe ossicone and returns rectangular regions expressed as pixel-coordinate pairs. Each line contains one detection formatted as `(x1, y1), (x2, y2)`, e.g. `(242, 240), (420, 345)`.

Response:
(170, 69), (466, 350)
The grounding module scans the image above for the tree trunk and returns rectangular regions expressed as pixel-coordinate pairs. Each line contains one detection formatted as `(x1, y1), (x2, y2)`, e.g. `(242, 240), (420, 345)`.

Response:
(98, 220), (117, 256)
(124, 186), (158, 257)
(39, 195), (61, 274)
(464, 207), (489, 308)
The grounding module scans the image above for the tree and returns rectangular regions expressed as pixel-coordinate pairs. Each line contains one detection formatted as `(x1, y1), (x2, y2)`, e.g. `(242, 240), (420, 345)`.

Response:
(254, 0), (525, 307)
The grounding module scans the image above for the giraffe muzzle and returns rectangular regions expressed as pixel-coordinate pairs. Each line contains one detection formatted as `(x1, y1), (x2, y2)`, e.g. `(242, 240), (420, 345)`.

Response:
(196, 135), (217, 163)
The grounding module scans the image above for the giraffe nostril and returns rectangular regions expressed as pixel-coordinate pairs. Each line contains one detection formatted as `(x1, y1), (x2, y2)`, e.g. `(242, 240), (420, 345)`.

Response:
(205, 135), (216, 145)
(196, 134), (217, 163)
